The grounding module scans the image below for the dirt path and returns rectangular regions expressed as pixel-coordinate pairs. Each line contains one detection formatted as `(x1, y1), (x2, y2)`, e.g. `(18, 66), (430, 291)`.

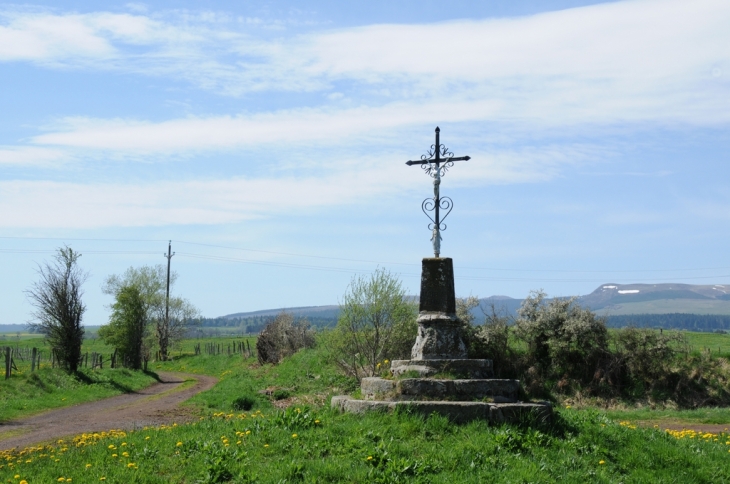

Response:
(0, 371), (217, 451)
(635, 420), (730, 434)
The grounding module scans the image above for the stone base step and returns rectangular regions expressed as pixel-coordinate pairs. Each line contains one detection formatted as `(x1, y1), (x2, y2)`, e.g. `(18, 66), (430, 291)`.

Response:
(331, 396), (552, 424)
(361, 377), (519, 402)
(390, 358), (492, 379)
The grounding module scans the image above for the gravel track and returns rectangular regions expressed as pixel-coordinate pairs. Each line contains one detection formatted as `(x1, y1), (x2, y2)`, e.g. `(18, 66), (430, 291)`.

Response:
(0, 371), (217, 451)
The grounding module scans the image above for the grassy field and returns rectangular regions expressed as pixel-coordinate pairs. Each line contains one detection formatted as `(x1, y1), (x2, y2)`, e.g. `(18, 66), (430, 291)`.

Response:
(3, 337), (730, 483)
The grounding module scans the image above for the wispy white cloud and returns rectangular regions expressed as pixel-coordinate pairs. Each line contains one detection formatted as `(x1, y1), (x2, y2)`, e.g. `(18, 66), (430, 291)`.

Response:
(0, 146), (70, 166)
(0, 168), (398, 228)
(0, 0), (728, 125)
(0, 141), (584, 228)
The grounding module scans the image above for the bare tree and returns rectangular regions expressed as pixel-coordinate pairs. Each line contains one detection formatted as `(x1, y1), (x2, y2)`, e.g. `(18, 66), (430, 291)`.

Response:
(26, 247), (88, 372)
(152, 295), (200, 360)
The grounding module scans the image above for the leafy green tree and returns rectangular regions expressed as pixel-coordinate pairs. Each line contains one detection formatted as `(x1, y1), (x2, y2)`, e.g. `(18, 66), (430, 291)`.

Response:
(330, 268), (417, 380)
(99, 285), (146, 369)
(26, 246), (87, 372)
(102, 265), (199, 361)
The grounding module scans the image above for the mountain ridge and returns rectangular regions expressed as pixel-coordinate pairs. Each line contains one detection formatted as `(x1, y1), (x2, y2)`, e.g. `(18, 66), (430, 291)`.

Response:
(218, 283), (730, 320)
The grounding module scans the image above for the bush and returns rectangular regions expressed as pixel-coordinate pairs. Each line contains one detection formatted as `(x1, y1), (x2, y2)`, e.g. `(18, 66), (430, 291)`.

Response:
(329, 268), (417, 381)
(473, 305), (516, 378)
(232, 395), (256, 411)
(256, 312), (315, 365)
(515, 290), (608, 388)
(272, 389), (291, 400)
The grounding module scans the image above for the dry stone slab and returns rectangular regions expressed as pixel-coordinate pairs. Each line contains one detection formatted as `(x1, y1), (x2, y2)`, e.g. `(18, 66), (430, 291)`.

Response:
(331, 396), (552, 425)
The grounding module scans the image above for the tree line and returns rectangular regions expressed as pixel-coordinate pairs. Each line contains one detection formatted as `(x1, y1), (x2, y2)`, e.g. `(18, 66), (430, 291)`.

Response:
(26, 246), (199, 372)
(605, 313), (730, 331)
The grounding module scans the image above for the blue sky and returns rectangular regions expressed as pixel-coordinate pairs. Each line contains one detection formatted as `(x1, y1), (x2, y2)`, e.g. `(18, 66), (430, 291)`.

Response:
(1, 0), (729, 325)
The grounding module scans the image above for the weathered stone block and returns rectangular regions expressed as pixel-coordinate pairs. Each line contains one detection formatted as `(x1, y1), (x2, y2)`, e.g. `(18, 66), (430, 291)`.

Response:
(411, 312), (467, 359)
(390, 358), (493, 379)
(330, 397), (553, 425)
(397, 378), (519, 401)
(361, 377), (396, 400)
(419, 258), (456, 313)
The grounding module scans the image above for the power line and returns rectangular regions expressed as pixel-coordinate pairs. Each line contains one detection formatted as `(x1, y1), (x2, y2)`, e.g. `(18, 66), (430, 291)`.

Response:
(0, 235), (729, 280)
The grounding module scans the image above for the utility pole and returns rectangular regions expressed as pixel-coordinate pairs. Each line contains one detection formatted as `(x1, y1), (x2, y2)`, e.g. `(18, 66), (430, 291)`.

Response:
(164, 240), (175, 356)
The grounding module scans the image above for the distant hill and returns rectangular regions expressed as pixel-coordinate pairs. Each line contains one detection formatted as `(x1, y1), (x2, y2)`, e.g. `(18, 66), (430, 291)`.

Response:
(212, 283), (730, 332)
(578, 283), (730, 315)
(222, 305), (340, 321)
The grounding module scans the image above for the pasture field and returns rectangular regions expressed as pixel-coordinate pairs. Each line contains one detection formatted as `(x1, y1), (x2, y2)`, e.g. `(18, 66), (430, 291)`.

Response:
(3, 338), (730, 483)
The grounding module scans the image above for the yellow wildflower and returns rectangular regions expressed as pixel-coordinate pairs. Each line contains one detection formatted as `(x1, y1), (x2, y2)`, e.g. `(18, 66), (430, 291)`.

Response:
(599, 460), (605, 465)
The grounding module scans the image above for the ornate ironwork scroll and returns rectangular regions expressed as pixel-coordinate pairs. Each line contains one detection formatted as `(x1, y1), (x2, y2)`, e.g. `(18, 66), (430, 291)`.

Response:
(406, 127), (470, 258)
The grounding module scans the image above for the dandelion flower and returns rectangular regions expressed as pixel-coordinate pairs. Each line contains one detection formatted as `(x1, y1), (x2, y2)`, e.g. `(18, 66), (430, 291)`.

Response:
(86, 464), (92, 468)
(599, 460), (606, 465)
(367, 456), (373, 461)
(176, 442), (183, 447)
(112, 454), (118, 458)
(20, 480), (28, 484)
(264, 444), (269, 448)
(14, 476), (20, 479)
(100, 478), (106, 481)
(292, 434), (298, 438)
(58, 478), (65, 482)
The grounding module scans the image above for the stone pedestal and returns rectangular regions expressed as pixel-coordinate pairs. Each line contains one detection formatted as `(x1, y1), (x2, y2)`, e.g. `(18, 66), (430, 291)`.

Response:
(411, 258), (467, 360)
(332, 256), (552, 425)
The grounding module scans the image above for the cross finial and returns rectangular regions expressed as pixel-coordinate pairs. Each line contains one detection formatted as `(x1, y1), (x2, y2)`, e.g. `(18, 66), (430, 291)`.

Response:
(406, 127), (470, 257)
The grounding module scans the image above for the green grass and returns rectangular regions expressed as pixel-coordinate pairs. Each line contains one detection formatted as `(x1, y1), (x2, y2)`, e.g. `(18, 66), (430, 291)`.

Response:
(602, 328), (730, 358)
(150, 337), (356, 413)
(5, 334), (730, 481)
(605, 407), (730, 426)
(0, 367), (160, 423)
(3, 405), (730, 482)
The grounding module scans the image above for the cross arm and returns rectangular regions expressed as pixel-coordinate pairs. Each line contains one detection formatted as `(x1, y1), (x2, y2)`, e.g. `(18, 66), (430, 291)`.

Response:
(405, 155), (470, 166)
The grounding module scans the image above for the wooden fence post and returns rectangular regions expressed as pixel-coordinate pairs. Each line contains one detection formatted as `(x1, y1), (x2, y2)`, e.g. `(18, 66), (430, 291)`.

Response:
(31, 347), (37, 372)
(4, 347), (10, 379)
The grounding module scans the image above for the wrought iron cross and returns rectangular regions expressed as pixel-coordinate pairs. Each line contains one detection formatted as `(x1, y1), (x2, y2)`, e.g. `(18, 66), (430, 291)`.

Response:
(406, 127), (470, 258)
